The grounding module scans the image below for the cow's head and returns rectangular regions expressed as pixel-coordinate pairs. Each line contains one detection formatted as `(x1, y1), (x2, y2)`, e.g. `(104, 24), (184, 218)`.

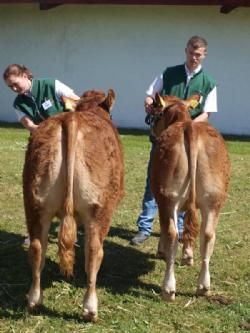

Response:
(148, 93), (200, 138)
(76, 89), (116, 119)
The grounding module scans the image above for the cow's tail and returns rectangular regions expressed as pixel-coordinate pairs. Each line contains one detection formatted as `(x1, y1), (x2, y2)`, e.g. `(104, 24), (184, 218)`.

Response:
(183, 123), (199, 246)
(58, 114), (78, 277)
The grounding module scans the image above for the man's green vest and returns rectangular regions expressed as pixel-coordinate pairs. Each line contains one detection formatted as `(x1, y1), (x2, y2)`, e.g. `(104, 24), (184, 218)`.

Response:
(161, 64), (216, 119)
(14, 78), (65, 124)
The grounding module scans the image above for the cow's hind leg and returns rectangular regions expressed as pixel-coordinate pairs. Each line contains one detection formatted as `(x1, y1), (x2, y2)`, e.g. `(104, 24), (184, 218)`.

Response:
(196, 208), (219, 296)
(27, 213), (51, 310)
(83, 213), (110, 322)
(159, 203), (178, 302)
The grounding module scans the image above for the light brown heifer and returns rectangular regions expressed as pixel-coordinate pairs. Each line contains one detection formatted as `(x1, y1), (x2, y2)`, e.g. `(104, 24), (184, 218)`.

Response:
(150, 93), (230, 301)
(23, 89), (124, 322)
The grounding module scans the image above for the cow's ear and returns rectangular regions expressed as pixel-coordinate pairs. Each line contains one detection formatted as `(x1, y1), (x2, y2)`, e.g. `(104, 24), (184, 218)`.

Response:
(155, 93), (166, 107)
(102, 89), (116, 111)
(62, 96), (78, 111)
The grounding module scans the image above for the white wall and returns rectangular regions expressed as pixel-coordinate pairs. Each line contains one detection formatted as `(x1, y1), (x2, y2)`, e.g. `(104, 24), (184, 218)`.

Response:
(0, 4), (249, 135)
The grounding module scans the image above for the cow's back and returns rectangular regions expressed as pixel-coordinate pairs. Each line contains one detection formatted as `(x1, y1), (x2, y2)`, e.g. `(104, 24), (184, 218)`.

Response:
(151, 121), (230, 210)
(23, 116), (65, 220)
(72, 111), (124, 216)
(23, 111), (124, 222)
(194, 123), (230, 209)
(151, 122), (190, 208)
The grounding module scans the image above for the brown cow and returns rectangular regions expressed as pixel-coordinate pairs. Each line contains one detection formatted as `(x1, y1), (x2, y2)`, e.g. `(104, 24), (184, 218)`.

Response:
(150, 93), (230, 301)
(23, 89), (124, 322)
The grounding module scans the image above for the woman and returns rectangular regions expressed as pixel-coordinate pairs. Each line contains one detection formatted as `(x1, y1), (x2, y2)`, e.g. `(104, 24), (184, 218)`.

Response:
(3, 64), (80, 132)
(3, 64), (80, 245)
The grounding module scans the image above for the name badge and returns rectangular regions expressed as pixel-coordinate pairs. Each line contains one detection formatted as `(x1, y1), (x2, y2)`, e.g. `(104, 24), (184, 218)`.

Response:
(42, 99), (53, 110)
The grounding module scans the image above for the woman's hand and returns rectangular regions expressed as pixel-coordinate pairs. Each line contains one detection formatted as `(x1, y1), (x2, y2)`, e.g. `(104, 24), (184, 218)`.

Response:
(20, 116), (39, 133)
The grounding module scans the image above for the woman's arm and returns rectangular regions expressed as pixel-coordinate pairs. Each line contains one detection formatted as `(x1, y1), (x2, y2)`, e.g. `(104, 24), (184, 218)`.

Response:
(20, 116), (38, 133)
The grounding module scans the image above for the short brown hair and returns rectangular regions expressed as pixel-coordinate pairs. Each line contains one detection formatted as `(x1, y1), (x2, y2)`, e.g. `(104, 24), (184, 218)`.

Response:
(3, 64), (33, 81)
(187, 36), (208, 50)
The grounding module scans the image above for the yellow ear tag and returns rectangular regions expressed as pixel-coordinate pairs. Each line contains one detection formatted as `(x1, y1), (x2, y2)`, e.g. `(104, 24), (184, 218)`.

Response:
(65, 100), (74, 111)
(189, 99), (199, 109)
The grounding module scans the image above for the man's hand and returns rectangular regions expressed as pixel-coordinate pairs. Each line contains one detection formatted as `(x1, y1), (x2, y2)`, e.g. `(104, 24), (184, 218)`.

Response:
(144, 96), (154, 113)
(193, 112), (209, 122)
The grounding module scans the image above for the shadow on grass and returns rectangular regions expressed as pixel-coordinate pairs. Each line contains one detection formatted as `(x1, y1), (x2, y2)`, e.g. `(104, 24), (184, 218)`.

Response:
(0, 229), (62, 319)
(0, 225), (158, 321)
(73, 225), (158, 295)
(108, 225), (160, 241)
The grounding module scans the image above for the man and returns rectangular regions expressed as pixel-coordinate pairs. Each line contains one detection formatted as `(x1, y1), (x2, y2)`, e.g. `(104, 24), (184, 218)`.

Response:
(131, 35), (217, 246)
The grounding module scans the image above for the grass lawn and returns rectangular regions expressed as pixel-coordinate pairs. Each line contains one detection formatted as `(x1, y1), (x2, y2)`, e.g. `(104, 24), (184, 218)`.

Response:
(0, 124), (249, 333)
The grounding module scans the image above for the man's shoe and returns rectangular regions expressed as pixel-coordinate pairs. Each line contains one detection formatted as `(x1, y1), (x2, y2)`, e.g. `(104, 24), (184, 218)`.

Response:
(177, 212), (184, 242)
(130, 232), (149, 245)
(23, 236), (30, 246)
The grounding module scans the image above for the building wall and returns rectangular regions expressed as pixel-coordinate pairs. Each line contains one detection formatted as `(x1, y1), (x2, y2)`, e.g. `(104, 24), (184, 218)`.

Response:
(0, 4), (249, 135)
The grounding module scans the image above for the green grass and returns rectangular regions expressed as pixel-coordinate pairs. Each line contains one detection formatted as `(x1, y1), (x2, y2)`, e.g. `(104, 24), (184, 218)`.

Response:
(0, 125), (249, 333)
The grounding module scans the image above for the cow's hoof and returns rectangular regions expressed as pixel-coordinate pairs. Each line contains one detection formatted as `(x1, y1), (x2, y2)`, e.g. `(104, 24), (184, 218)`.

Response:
(26, 291), (43, 312)
(181, 256), (194, 266)
(196, 286), (210, 297)
(27, 302), (41, 313)
(83, 309), (98, 322)
(162, 290), (175, 302)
